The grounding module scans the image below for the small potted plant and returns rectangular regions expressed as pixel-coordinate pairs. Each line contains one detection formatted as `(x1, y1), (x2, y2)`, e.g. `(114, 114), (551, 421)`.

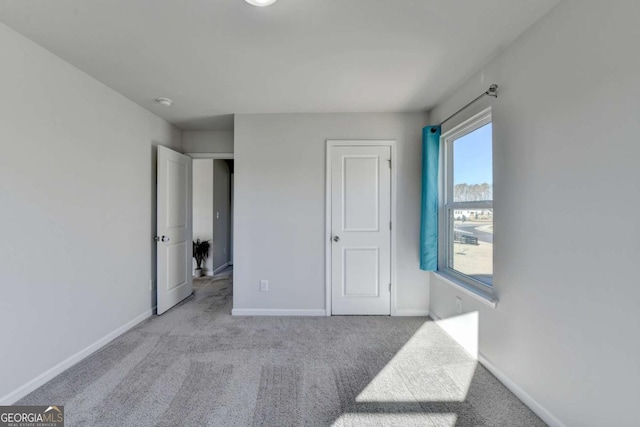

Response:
(193, 239), (211, 277)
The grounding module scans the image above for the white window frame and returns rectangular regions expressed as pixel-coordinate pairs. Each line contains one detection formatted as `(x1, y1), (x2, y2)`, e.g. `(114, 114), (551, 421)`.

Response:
(438, 108), (494, 298)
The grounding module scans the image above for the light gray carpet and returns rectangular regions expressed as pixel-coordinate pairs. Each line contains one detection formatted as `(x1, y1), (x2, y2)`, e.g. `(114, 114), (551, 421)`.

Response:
(19, 276), (545, 426)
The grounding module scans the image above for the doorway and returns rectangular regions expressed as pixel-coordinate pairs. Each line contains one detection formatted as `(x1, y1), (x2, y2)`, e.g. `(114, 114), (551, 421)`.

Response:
(326, 141), (396, 315)
(192, 157), (234, 278)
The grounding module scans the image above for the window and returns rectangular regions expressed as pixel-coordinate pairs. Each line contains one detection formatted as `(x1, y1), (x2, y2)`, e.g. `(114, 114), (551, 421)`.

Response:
(440, 110), (493, 290)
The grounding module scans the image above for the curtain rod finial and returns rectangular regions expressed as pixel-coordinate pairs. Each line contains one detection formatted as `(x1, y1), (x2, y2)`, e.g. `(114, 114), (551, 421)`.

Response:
(486, 84), (499, 97)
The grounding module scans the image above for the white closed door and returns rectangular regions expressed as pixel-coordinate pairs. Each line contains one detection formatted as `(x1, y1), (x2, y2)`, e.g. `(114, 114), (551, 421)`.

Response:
(331, 145), (391, 315)
(157, 146), (193, 315)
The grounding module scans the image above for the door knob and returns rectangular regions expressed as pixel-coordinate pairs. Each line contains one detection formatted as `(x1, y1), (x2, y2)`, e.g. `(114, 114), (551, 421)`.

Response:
(333, 236), (340, 242)
(161, 236), (170, 242)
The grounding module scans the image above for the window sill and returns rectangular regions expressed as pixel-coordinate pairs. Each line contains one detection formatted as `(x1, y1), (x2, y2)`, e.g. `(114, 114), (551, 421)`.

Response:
(432, 271), (498, 309)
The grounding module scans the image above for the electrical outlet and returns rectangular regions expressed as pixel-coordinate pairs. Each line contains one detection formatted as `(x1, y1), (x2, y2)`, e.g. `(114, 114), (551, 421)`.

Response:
(216, 211), (220, 219)
(260, 280), (269, 292)
(455, 296), (463, 314)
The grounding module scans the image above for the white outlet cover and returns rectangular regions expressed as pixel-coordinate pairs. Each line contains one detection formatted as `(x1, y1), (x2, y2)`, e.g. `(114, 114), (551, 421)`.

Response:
(260, 280), (269, 291)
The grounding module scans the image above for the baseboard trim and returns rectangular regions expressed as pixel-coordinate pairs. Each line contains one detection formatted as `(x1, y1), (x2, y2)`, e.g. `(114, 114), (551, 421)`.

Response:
(232, 308), (326, 317)
(394, 308), (430, 317)
(429, 311), (565, 427)
(477, 353), (566, 427)
(0, 309), (152, 405)
(195, 262), (229, 277)
(211, 262), (230, 275)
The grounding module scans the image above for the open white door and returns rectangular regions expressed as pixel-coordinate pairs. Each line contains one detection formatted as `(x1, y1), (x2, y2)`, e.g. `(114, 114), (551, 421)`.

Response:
(330, 144), (392, 315)
(157, 146), (192, 315)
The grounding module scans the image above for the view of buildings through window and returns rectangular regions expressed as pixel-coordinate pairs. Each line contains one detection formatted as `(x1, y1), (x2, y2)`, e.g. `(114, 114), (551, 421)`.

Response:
(449, 121), (493, 286)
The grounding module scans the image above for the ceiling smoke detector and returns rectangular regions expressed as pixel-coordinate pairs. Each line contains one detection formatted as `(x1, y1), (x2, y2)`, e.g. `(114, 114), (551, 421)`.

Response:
(244, 0), (278, 7)
(156, 98), (173, 107)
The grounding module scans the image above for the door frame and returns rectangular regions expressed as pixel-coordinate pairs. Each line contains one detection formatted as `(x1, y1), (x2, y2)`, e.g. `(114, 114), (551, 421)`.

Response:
(325, 140), (397, 316)
(187, 152), (234, 159)
(186, 152), (235, 273)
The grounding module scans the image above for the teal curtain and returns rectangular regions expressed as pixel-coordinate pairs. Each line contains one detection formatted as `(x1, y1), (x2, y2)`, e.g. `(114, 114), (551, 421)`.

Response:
(420, 126), (440, 271)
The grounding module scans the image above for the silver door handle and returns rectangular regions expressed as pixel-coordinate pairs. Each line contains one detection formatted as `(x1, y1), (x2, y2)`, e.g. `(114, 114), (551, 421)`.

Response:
(161, 236), (170, 242)
(333, 236), (340, 242)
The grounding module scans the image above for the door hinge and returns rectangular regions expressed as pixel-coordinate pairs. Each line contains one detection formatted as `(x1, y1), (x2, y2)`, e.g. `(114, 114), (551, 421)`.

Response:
(389, 283), (392, 292)
(389, 222), (392, 230)
(387, 159), (392, 169)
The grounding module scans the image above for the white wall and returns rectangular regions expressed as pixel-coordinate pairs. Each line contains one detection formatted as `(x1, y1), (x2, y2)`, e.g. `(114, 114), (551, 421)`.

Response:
(212, 160), (231, 271)
(0, 23), (182, 403)
(428, 1), (640, 426)
(192, 159), (214, 273)
(234, 113), (430, 314)
(183, 131), (233, 153)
